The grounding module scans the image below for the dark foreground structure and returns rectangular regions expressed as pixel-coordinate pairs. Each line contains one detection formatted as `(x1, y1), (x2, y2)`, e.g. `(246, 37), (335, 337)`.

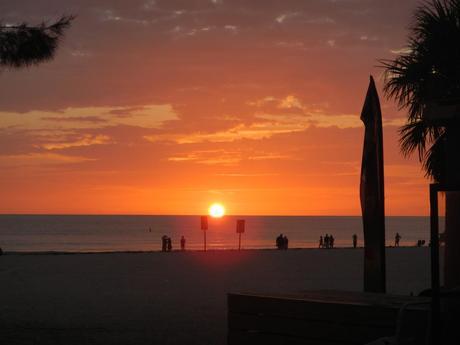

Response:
(228, 290), (430, 345)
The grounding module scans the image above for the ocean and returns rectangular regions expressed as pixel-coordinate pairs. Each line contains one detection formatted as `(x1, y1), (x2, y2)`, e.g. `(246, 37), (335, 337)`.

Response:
(0, 215), (441, 253)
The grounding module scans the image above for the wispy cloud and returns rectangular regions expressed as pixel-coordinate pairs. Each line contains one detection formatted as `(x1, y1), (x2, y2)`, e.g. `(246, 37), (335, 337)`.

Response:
(41, 116), (107, 124)
(275, 12), (299, 24)
(1, 105), (178, 130)
(99, 9), (149, 25)
(0, 153), (95, 167)
(215, 173), (279, 177)
(146, 121), (305, 144)
(40, 134), (112, 150)
(168, 150), (241, 165)
(390, 47), (412, 54)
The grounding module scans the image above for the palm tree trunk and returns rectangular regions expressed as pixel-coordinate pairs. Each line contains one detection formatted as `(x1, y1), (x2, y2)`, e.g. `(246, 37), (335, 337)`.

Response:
(444, 192), (460, 287)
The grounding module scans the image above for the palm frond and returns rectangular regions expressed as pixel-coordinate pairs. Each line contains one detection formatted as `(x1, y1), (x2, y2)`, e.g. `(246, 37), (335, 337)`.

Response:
(423, 131), (447, 181)
(381, 0), (460, 180)
(399, 119), (445, 161)
(0, 15), (74, 68)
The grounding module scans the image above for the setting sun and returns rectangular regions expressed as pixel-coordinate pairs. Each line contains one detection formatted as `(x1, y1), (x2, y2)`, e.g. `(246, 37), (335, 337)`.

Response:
(209, 203), (225, 218)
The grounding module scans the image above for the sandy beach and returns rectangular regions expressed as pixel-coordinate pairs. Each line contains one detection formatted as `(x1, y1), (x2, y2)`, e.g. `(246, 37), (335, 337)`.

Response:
(0, 247), (433, 345)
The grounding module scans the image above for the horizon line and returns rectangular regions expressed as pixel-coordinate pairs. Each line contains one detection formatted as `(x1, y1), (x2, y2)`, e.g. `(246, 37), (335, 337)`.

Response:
(0, 213), (435, 217)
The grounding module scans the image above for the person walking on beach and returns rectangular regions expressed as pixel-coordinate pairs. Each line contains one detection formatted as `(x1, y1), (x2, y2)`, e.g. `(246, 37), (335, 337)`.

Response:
(161, 235), (168, 252)
(319, 236), (323, 248)
(180, 236), (186, 251)
(352, 234), (358, 248)
(395, 232), (401, 247)
(324, 234), (330, 249)
(283, 235), (289, 250)
(167, 237), (172, 252)
(276, 234), (283, 250)
(330, 235), (335, 249)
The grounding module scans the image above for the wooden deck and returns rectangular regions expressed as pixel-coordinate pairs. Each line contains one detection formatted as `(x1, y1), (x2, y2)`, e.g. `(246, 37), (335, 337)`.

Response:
(227, 290), (430, 345)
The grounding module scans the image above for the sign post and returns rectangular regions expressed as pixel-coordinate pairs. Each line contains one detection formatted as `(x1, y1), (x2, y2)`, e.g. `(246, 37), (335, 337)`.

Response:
(236, 219), (245, 251)
(201, 216), (208, 251)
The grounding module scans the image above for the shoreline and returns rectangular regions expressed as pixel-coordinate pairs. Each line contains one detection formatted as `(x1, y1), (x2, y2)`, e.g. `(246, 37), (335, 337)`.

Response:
(1, 245), (426, 255)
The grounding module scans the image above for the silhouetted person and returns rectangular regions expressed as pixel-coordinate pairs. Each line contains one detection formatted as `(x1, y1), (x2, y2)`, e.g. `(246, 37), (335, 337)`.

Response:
(276, 234), (283, 250)
(161, 235), (168, 252)
(319, 236), (323, 248)
(180, 236), (186, 251)
(352, 234), (358, 248)
(330, 235), (335, 249)
(149, 227), (152, 232)
(395, 232), (401, 247)
(324, 234), (330, 249)
(167, 237), (172, 252)
(283, 235), (289, 250)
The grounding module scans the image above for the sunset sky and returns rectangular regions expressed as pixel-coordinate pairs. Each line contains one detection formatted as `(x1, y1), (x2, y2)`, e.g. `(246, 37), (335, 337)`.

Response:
(0, 0), (433, 215)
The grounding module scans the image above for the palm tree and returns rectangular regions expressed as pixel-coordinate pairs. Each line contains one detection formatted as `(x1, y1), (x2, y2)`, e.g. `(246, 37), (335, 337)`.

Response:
(381, 0), (460, 287)
(0, 15), (73, 68)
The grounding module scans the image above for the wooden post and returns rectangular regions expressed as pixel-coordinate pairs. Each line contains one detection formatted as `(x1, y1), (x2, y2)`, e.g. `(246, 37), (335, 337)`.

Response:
(429, 183), (440, 345)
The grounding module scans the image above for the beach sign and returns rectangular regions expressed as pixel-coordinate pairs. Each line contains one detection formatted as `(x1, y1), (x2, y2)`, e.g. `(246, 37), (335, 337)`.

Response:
(236, 219), (245, 233)
(201, 216), (208, 251)
(201, 216), (208, 231)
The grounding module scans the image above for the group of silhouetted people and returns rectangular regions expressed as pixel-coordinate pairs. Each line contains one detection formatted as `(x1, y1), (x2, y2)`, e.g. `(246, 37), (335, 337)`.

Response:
(319, 234), (335, 249)
(276, 233), (289, 250)
(318, 232), (406, 249)
(161, 235), (172, 252)
(161, 235), (186, 252)
(155, 230), (410, 251)
(417, 239), (425, 247)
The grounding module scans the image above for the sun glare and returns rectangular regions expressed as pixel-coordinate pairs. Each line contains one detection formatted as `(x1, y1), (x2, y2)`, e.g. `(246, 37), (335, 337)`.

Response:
(209, 203), (225, 218)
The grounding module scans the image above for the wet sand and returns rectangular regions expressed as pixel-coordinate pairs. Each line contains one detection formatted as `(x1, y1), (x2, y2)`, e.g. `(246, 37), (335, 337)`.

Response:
(0, 247), (433, 345)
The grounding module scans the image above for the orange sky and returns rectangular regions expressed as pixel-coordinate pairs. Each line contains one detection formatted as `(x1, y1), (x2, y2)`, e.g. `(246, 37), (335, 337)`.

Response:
(0, 0), (433, 215)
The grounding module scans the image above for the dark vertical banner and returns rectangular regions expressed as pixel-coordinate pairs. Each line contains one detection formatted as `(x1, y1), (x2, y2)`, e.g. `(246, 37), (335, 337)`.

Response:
(360, 75), (386, 293)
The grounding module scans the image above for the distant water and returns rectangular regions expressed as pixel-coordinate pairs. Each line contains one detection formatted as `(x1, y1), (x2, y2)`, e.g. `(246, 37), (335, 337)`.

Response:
(0, 215), (441, 253)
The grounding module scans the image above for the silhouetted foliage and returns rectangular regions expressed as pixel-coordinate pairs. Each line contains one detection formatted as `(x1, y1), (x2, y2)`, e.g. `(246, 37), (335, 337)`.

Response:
(381, 0), (460, 181)
(0, 15), (74, 68)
